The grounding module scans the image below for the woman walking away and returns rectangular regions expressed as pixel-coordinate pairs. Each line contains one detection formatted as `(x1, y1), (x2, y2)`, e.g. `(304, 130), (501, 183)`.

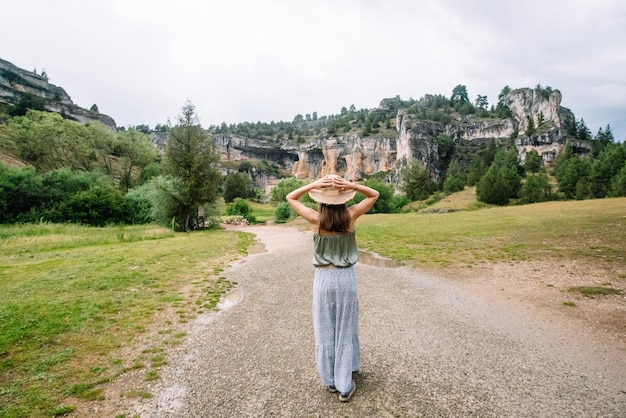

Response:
(286, 174), (379, 402)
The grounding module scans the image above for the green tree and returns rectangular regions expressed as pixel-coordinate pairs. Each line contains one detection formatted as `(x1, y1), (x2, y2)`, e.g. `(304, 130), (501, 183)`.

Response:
(116, 128), (159, 192)
(451, 85), (469, 104)
(271, 177), (310, 204)
(496, 86), (513, 118)
(402, 162), (435, 201)
(8, 93), (46, 117)
(162, 101), (221, 231)
(476, 149), (521, 205)
(223, 172), (253, 203)
(555, 156), (592, 199)
(524, 149), (542, 173)
(274, 201), (297, 223)
(519, 172), (553, 204)
(350, 179), (394, 214)
(443, 160), (466, 194)
(610, 164), (626, 197)
(475, 95), (488, 109)
(58, 185), (126, 226)
(575, 118), (592, 141)
(589, 144), (626, 198)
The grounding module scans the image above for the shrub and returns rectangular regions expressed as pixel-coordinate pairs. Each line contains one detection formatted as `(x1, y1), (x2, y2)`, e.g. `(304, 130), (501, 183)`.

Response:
(225, 198), (257, 224)
(274, 202), (296, 223)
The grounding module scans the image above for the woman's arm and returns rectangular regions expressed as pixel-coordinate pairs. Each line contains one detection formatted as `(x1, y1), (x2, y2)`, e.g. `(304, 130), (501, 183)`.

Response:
(332, 177), (380, 219)
(286, 177), (333, 225)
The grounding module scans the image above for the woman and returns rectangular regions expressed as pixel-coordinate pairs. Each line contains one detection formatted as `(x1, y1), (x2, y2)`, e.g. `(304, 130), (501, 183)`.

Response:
(286, 174), (379, 402)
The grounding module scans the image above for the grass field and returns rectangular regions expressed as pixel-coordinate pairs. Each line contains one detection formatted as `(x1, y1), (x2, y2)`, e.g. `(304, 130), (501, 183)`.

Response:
(1, 195), (625, 416)
(0, 224), (253, 417)
(357, 197), (626, 273)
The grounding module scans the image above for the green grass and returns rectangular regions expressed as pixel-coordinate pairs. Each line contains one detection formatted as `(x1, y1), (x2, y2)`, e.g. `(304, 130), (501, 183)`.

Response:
(0, 223), (253, 417)
(357, 197), (626, 269)
(247, 200), (277, 223)
(568, 286), (622, 297)
(2, 196), (626, 416)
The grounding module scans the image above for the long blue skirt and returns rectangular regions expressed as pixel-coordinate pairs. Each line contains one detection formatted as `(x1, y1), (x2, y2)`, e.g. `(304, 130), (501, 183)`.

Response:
(312, 266), (360, 394)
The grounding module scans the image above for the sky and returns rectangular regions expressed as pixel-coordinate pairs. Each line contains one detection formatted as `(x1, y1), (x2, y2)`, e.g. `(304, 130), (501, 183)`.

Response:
(2, 0), (625, 140)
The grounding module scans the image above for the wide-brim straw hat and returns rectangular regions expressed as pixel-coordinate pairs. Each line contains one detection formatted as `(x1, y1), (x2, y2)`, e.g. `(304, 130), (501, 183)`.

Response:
(308, 186), (355, 205)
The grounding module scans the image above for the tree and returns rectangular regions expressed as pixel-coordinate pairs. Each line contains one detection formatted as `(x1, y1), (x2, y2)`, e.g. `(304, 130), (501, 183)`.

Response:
(555, 156), (592, 199)
(350, 179), (394, 214)
(589, 144), (626, 198)
(163, 101), (221, 231)
(524, 149), (542, 173)
(475, 95), (488, 109)
(575, 118), (592, 141)
(223, 172), (253, 203)
(496, 85), (513, 118)
(402, 162), (435, 201)
(519, 172), (553, 204)
(8, 93), (46, 117)
(476, 149), (521, 205)
(451, 85), (469, 104)
(610, 164), (626, 197)
(90, 104), (99, 113)
(271, 177), (311, 204)
(116, 128), (158, 192)
(443, 160), (465, 194)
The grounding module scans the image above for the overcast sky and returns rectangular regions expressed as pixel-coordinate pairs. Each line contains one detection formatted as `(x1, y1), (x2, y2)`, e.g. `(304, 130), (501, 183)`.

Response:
(2, 0), (625, 140)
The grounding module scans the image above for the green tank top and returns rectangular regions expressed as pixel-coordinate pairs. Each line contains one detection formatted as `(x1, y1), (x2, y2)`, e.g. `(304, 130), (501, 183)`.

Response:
(313, 231), (359, 267)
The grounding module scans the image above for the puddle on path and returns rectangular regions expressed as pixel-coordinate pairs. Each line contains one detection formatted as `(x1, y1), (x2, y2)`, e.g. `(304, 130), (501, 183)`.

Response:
(358, 250), (404, 268)
(218, 288), (242, 310)
(248, 241), (267, 254)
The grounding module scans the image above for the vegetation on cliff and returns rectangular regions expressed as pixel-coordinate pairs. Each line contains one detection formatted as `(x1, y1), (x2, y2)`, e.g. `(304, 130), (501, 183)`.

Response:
(1, 83), (625, 228)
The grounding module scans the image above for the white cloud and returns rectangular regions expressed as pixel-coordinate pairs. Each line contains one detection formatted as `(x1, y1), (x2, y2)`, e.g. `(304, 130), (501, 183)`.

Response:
(1, 0), (625, 139)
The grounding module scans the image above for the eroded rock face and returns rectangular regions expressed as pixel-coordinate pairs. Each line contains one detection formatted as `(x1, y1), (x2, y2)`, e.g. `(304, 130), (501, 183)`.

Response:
(505, 87), (582, 163)
(0, 57), (116, 128)
(211, 89), (582, 187)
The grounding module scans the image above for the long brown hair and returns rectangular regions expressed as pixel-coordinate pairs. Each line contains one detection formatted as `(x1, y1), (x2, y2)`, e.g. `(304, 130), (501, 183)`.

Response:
(318, 203), (351, 232)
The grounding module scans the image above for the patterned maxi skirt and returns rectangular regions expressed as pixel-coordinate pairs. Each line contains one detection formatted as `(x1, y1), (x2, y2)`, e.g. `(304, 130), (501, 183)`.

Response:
(312, 266), (360, 394)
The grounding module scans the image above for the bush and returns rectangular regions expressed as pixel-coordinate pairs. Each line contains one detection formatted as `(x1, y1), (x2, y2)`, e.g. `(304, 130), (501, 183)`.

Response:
(223, 172), (253, 203)
(274, 202), (296, 223)
(58, 186), (126, 226)
(225, 198), (257, 224)
(350, 179), (395, 213)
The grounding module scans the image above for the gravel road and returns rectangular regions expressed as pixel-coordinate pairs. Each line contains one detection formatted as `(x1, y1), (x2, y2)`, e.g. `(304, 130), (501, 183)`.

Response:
(140, 225), (626, 417)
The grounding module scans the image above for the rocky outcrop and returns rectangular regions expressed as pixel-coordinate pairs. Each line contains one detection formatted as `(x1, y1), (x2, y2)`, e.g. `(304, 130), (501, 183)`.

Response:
(505, 87), (584, 163)
(0, 57), (116, 128)
(210, 89), (582, 189)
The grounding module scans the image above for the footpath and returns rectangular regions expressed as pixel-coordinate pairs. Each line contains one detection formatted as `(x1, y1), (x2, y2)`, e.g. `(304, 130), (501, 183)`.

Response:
(140, 225), (625, 417)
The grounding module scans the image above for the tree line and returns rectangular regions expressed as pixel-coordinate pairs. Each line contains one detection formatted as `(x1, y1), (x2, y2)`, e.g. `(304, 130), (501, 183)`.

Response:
(1, 86), (624, 229)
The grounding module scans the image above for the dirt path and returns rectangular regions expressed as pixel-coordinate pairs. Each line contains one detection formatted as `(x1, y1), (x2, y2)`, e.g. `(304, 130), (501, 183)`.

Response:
(128, 225), (625, 417)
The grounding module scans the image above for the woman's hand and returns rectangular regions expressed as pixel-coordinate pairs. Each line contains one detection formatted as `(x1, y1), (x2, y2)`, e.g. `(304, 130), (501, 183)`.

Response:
(314, 175), (336, 190)
(330, 175), (356, 191)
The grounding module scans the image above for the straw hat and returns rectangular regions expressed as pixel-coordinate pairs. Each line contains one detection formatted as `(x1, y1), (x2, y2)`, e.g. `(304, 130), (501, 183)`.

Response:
(308, 186), (356, 205)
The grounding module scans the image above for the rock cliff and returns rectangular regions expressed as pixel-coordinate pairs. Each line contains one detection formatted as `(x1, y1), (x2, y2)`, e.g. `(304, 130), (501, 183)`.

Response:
(506, 87), (583, 164)
(0, 57), (116, 128)
(212, 87), (586, 187)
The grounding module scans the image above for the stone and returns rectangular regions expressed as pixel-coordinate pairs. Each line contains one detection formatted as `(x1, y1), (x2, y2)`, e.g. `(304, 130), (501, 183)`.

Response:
(0, 57), (116, 128)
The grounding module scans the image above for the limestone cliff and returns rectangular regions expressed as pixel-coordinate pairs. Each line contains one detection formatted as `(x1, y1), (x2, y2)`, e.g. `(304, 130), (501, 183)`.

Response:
(0, 57), (116, 128)
(506, 87), (584, 164)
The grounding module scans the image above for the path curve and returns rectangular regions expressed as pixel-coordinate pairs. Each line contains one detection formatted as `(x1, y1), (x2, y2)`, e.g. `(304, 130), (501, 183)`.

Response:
(145, 225), (626, 417)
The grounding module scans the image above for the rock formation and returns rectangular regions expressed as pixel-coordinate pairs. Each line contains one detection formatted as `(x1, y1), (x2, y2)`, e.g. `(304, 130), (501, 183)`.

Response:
(506, 87), (582, 164)
(211, 88), (573, 188)
(0, 57), (116, 128)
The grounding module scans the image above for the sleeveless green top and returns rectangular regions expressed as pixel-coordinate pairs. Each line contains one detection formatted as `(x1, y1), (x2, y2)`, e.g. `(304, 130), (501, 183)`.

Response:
(313, 231), (359, 267)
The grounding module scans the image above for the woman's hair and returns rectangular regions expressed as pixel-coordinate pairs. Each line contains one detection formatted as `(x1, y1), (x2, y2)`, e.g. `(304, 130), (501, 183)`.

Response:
(318, 203), (351, 232)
